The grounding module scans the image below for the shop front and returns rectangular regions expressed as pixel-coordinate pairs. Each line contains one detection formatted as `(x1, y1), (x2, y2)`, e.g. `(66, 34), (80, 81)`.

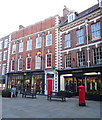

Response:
(7, 70), (45, 94)
(58, 66), (102, 96)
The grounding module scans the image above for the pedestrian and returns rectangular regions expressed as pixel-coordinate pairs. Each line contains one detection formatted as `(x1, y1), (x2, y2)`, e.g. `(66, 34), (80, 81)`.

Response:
(11, 86), (16, 98)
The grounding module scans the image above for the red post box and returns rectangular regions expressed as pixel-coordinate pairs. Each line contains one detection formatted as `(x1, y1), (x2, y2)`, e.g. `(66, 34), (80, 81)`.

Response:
(78, 85), (86, 106)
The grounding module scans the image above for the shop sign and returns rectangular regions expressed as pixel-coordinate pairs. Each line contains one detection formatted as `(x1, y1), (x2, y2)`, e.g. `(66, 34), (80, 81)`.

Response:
(72, 70), (82, 73)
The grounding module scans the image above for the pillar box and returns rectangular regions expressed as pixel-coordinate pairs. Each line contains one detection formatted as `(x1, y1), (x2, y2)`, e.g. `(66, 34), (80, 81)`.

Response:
(78, 85), (86, 106)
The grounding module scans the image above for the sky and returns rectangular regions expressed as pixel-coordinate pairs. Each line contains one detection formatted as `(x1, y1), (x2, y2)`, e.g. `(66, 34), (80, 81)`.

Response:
(0, 0), (98, 38)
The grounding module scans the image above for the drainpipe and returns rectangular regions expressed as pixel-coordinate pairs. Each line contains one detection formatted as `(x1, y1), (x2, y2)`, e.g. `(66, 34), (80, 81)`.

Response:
(15, 40), (19, 72)
(85, 19), (90, 67)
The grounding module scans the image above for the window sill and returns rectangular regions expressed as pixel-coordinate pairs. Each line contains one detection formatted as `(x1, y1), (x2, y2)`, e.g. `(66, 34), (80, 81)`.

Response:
(76, 42), (84, 46)
(91, 37), (101, 41)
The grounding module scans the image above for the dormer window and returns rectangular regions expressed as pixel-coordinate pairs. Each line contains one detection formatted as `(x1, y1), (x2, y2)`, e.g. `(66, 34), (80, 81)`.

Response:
(68, 13), (75, 23)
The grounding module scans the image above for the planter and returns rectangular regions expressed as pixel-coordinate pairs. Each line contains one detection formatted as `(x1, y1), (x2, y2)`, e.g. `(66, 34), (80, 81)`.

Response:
(2, 92), (11, 97)
(86, 94), (102, 101)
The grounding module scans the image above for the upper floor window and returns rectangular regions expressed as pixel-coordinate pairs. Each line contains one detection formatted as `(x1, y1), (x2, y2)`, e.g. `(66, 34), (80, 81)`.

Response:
(0, 41), (2, 49)
(76, 29), (84, 44)
(46, 34), (52, 46)
(35, 56), (41, 69)
(4, 39), (8, 48)
(65, 34), (71, 48)
(68, 13), (75, 23)
(93, 47), (102, 65)
(0, 52), (2, 61)
(77, 51), (85, 67)
(19, 42), (23, 52)
(99, 0), (102, 7)
(46, 54), (52, 68)
(3, 51), (7, 61)
(2, 64), (6, 75)
(36, 37), (42, 48)
(26, 57), (31, 70)
(11, 59), (15, 71)
(12, 44), (16, 54)
(91, 22), (101, 40)
(65, 54), (71, 68)
(18, 58), (23, 71)
(27, 40), (32, 51)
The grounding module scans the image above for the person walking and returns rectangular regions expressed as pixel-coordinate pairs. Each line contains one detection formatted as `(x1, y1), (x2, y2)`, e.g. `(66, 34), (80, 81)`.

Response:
(11, 86), (16, 98)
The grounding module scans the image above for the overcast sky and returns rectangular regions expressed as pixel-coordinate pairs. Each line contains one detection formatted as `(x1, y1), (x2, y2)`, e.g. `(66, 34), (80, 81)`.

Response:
(0, 0), (98, 38)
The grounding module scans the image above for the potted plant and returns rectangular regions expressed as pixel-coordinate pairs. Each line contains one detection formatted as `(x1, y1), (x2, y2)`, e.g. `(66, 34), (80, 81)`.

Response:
(86, 90), (102, 101)
(2, 88), (11, 97)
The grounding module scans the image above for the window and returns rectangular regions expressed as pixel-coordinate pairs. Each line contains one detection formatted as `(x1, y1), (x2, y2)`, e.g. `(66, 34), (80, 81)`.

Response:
(27, 40), (32, 51)
(3, 51), (7, 61)
(76, 29), (84, 44)
(35, 56), (41, 69)
(12, 44), (16, 54)
(65, 54), (71, 68)
(93, 47), (102, 65)
(4, 39), (8, 48)
(19, 42), (23, 52)
(36, 37), (42, 48)
(65, 34), (71, 48)
(18, 58), (23, 71)
(0, 52), (2, 61)
(99, 0), (102, 8)
(11, 60), (15, 71)
(68, 13), (75, 23)
(26, 57), (31, 70)
(91, 22), (101, 40)
(77, 51), (85, 67)
(46, 34), (52, 46)
(0, 41), (2, 49)
(2, 64), (6, 75)
(46, 54), (52, 68)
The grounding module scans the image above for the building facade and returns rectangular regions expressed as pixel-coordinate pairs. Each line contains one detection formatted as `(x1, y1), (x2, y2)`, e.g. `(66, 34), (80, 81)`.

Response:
(58, 3), (102, 95)
(0, 35), (10, 89)
(7, 15), (60, 94)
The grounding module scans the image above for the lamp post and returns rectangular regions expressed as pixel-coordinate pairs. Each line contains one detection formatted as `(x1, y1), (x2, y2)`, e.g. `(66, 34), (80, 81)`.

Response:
(41, 32), (45, 70)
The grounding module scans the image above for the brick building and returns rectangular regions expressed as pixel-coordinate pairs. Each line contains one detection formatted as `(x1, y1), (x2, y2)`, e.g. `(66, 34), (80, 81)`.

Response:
(58, 3), (102, 95)
(7, 15), (60, 94)
(0, 35), (10, 89)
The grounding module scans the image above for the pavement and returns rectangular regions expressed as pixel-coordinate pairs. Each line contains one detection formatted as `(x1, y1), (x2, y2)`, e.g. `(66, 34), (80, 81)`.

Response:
(1, 95), (101, 118)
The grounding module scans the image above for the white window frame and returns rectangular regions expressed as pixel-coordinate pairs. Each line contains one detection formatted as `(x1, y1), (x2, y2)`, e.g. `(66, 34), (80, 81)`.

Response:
(11, 59), (15, 71)
(19, 42), (23, 52)
(3, 51), (7, 61)
(68, 13), (75, 23)
(35, 56), (41, 69)
(26, 57), (31, 70)
(2, 64), (6, 75)
(36, 37), (42, 48)
(27, 40), (32, 51)
(65, 34), (71, 48)
(76, 28), (84, 45)
(46, 34), (52, 46)
(46, 53), (52, 68)
(18, 58), (23, 71)
(4, 39), (8, 48)
(65, 54), (71, 68)
(0, 41), (3, 49)
(0, 52), (2, 61)
(12, 44), (16, 54)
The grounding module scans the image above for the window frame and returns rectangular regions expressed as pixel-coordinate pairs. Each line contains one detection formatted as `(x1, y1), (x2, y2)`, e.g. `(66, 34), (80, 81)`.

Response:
(12, 44), (16, 54)
(64, 33), (71, 48)
(46, 53), (52, 68)
(4, 39), (8, 48)
(27, 39), (32, 51)
(77, 51), (85, 67)
(65, 54), (71, 68)
(3, 51), (7, 61)
(35, 56), (41, 69)
(36, 37), (42, 48)
(19, 42), (23, 52)
(26, 57), (31, 70)
(11, 59), (15, 71)
(18, 58), (23, 71)
(46, 33), (52, 46)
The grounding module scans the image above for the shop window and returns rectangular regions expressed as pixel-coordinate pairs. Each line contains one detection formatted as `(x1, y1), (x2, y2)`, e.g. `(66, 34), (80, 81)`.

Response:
(91, 22), (101, 40)
(65, 54), (71, 68)
(11, 60), (15, 71)
(77, 51), (85, 67)
(76, 29), (84, 44)
(46, 54), (52, 68)
(26, 57), (31, 70)
(64, 34), (71, 48)
(93, 47), (102, 65)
